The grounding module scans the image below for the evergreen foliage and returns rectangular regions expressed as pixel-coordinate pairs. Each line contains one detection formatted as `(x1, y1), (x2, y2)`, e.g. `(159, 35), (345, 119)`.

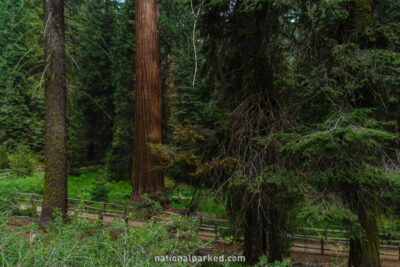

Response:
(0, 0), (44, 152)
(8, 144), (38, 177)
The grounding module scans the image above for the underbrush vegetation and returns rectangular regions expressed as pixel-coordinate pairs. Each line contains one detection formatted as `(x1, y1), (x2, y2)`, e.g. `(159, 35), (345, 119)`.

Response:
(0, 170), (227, 215)
(0, 210), (206, 266)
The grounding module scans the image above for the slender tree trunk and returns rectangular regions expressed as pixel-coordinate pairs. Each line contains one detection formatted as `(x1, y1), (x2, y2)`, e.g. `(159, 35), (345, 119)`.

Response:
(131, 0), (163, 200)
(348, 190), (381, 267)
(40, 0), (67, 224)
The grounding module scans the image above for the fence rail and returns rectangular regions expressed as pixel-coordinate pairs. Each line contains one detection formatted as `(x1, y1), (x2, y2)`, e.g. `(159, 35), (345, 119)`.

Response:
(0, 169), (16, 179)
(11, 192), (228, 239)
(0, 167), (44, 179)
(9, 192), (400, 260)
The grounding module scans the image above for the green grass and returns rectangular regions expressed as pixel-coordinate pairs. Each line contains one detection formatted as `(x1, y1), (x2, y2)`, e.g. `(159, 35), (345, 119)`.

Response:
(0, 170), (226, 216)
(164, 180), (226, 216)
(0, 170), (132, 203)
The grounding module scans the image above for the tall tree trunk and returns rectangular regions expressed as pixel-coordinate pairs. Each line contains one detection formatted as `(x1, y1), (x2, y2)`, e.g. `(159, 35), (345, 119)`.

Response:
(348, 190), (381, 267)
(40, 0), (67, 224)
(344, 2), (379, 265)
(266, 207), (285, 262)
(131, 0), (163, 200)
(243, 194), (266, 264)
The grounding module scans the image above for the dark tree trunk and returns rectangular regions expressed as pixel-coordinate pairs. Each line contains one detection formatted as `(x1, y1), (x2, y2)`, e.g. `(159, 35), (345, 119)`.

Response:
(243, 195), (266, 264)
(131, 0), (163, 200)
(348, 190), (381, 267)
(243, 192), (288, 264)
(344, 2), (379, 265)
(266, 207), (285, 262)
(40, 0), (67, 224)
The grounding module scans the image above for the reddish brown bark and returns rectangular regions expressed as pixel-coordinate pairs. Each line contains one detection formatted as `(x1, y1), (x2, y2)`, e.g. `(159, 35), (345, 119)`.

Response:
(131, 0), (163, 200)
(40, 0), (68, 224)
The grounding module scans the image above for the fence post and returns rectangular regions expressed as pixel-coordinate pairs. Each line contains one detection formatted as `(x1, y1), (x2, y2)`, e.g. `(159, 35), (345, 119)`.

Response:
(321, 229), (328, 255)
(99, 203), (106, 222)
(29, 194), (35, 211)
(214, 225), (218, 241)
(83, 200), (86, 215)
(320, 237), (324, 255)
(123, 208), (128, 224)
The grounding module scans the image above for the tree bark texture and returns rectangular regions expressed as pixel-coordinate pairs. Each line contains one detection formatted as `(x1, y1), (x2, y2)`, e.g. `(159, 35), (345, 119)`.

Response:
(40, 0), (68, 224)
(348, 190), (381, 267)
(131, 0), (163, 200)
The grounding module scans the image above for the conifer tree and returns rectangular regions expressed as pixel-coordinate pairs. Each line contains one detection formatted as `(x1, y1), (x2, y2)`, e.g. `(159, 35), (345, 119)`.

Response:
(131, 0), (164, 200)
(40, 0), (68, 224)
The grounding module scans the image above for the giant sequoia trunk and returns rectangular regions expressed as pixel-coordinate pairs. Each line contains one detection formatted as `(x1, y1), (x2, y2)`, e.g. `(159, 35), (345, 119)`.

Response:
(131, 0), (163, 200)
(40, 0), (68, 224)
(348, 190), (381, 267)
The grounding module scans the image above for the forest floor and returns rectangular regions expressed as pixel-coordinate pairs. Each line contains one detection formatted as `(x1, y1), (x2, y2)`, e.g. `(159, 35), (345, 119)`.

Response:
(5, 215), (400, 267)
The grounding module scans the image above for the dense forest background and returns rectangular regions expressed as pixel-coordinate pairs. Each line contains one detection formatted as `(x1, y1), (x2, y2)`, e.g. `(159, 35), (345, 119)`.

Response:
(1, 0), (400, 266)
(0, 0), (210, 177)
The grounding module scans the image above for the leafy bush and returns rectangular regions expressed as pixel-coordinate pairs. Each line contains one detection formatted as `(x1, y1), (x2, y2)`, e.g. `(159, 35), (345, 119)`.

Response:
(8, 145), (38, 177)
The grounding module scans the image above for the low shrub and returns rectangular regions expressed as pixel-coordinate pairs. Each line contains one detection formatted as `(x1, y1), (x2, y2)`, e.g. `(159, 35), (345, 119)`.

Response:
(9, 145), (39, 177)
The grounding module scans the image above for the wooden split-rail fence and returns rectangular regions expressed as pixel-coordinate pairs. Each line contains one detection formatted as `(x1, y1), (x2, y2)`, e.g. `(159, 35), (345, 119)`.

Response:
(11, 192), (225, 240)
(0, 167), (44, 179)
(0, 169), (15, 179)
(9, 192), (400, 260)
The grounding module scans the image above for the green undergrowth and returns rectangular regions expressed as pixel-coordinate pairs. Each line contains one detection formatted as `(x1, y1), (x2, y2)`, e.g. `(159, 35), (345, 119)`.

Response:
(0, 210), (206, 267)
(0, 169), (226, 216)
(164, 185), (226, 216)
(2, 169), (400, 236)
(0, 170), (131, 203)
